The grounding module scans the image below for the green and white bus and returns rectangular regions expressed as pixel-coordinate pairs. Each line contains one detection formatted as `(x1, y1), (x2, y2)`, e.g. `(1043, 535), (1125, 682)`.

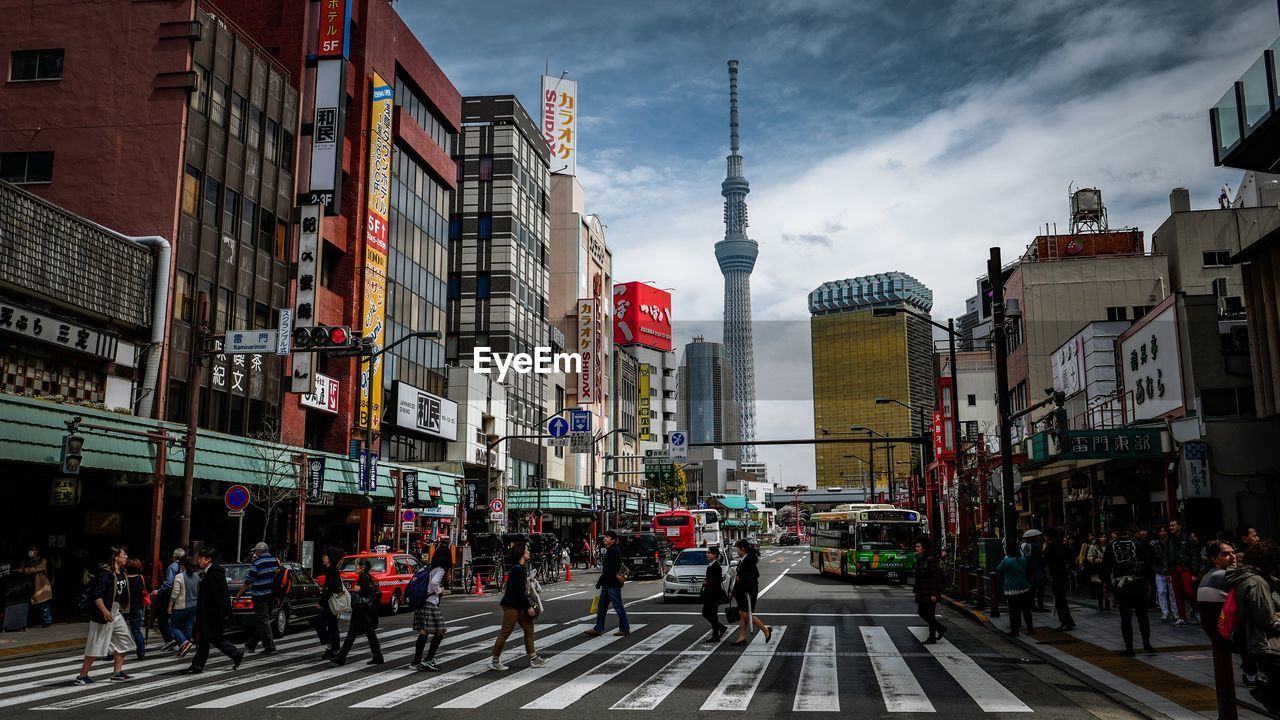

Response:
(809, 504), (929, 582)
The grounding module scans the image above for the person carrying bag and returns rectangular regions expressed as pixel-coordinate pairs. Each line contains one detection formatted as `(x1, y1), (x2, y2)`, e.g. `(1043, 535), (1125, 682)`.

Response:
(701, 547), (729, 641)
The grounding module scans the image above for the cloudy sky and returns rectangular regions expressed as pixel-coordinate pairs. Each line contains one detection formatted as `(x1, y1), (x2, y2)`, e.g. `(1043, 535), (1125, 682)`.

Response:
(403, 0), (1272, 485)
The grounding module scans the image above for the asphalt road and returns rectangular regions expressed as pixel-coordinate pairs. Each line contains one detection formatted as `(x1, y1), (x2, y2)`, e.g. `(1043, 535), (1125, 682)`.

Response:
(0, 548), (1144, 718)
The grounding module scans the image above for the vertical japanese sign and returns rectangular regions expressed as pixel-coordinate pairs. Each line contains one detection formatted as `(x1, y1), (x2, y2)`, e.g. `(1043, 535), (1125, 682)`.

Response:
(305, 458), (326, 503)
(291, 205), (322, 393)
(315, 0), (351, 59)
(1119, 298), (1184, 422)
(637, 363), (651, 441)
(1179, 441), (1211, 499)
(359, 73), (393, 430)
(309, 59), (346, 206)
(577, 298), (596, 403)
(403, 471), (420, 508)
(540, 75), (577, 175)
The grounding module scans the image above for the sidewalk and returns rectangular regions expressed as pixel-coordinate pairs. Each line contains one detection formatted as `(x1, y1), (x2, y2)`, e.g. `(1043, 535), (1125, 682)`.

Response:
(944, 590), (1262, 720)
(0, 621), (86, 661)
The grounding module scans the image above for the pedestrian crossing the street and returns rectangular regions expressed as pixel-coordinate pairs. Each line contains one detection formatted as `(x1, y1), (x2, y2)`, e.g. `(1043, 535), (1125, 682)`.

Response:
(0, 620), (1040, 713)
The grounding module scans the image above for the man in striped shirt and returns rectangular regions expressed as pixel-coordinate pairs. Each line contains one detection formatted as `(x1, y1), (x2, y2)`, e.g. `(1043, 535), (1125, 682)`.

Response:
(234, 542), (279, 655)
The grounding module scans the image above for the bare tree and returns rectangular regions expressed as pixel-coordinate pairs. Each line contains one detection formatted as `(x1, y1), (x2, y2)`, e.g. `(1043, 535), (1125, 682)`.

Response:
(247, 420), (299, 545)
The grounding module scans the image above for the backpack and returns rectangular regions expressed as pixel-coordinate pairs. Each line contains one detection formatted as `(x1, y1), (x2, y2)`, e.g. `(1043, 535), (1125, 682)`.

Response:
(270, 564), (287, 599)
(1219, 588), (1246, 652)
(405, 567), (431, 610)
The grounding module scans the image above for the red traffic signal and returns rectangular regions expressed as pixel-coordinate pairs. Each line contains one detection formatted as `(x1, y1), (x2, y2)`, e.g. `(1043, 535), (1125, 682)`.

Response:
(292, 325), (360, 352)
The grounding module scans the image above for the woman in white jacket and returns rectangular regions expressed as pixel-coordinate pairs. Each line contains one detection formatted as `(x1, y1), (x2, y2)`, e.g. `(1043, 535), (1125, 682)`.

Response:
(410, 549), (453, 671)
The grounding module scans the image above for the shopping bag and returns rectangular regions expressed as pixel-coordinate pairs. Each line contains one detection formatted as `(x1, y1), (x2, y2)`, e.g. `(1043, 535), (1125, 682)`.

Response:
(589, 593), (600, 615)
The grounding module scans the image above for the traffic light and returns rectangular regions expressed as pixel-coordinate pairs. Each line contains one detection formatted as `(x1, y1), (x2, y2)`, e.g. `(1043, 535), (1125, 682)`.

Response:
(291, 325), (361, 353)
(60, 431), (84, 475)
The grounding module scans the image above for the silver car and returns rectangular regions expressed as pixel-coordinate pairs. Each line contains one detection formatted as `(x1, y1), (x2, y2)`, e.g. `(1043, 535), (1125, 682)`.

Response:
(663, 548), (735, 603)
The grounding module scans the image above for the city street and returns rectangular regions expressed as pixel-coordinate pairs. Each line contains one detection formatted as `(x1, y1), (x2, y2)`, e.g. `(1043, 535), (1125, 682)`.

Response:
(0, 549), (1141, 719)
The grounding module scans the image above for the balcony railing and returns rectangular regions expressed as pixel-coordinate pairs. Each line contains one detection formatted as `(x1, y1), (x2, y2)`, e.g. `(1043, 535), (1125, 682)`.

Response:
(1210, 37), (1280, 171)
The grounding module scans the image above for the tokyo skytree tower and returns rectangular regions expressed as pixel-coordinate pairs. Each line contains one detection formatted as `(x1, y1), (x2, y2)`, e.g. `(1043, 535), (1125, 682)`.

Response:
(714, 60), (758, 462)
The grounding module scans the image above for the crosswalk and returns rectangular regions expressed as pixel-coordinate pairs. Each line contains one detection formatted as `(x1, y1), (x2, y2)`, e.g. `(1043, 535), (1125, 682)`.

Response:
(0, 620), (1036, 713)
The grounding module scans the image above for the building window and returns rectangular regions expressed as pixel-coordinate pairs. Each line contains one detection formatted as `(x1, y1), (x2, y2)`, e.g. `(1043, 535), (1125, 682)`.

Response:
(1212, 277), (1229, 298)
(476, 273), (491, 300)
(1106, 306), (1127, 321)
(0, 151), (53, 183)
(230, 93), (247, 140)
(209, 78), (228, 125)
(257, 207), (274, 253)
(202, 178), (221, 226)
(190, 63), (209, 113)
(223, 188), (240, 233)
(967, 394), (976, 406)
(478, 155), (493, 181)
(9, 49), (63, 81)
(265, 119), (280, 164)
(248, 105), (262, 149)
(181, 164), (202, 217)
(280, 130), (294, 170)
(1132, 305), (1154, 320)
(447, 273), (460, 300)
(1202, 250), (1231, 267)
(477, 215), (492, 240)
(320, 241), (342, 290)
(174, 271), (194, 321)
(275, 219), (288, 260)
(449, 214), (461, 241)
(240, 198), (256, 242)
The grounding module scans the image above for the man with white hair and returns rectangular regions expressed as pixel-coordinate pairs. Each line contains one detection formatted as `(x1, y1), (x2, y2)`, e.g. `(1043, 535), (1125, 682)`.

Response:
(155, 548), (186, 651)
(234, 542), (280, 655)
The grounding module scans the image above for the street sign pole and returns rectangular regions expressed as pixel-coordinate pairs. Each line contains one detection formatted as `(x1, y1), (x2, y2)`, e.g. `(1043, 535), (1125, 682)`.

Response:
(236, 512), (244, 563)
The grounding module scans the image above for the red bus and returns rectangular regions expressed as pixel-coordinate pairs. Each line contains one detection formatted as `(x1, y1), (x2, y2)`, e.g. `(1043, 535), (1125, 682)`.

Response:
(653, 509), (698, 550)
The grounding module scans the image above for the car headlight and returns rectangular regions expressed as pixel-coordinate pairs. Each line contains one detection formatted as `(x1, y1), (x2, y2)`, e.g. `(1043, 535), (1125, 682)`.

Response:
(665, 574), (676, 582)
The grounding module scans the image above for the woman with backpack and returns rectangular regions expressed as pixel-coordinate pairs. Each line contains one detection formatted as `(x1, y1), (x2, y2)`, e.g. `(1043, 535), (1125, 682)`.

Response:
(123, 558), (150, 659)
(314, 547), (344, 661)
(75, 546), (134, 685)
(914, 539), (948, 644)
(410, 546), (454, 671)
(170, 554), (199, 656)
(331, 558), (383, 666)
(490, 542), (546, 672)
(1226, 540), (1280, 713)
(998, 545), (1035, 637)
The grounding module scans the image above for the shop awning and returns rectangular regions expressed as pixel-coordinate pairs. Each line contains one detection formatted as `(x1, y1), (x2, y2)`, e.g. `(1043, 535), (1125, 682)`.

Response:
(722, 519), (747, 528)
(713, 495), (757, 511)
(0, 393), (461, 500)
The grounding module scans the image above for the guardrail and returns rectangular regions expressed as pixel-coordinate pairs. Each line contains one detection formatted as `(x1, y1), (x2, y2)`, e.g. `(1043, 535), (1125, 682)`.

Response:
(945, 566), (1001, 618)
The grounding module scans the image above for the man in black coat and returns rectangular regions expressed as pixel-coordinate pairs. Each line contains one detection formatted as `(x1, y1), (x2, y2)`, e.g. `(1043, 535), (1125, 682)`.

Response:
(182, 547), (244, 674)
(1045, 529), (1076, 631)
(585, 530), (631, 637)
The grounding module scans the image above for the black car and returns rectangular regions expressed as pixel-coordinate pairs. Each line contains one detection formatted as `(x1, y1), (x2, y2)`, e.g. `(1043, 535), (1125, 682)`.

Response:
(224, 562), (323, 638)
(778, 532), (801, 546)
(619, 532), (671, 579)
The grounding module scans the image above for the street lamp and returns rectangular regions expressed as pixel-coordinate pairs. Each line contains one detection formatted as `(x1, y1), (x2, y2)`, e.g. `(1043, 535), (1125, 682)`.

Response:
(849, 426), (885, 500)
(876, 397), (935, 521)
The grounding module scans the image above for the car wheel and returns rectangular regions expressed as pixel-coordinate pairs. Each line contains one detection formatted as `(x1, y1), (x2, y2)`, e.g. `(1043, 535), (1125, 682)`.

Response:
(389, 591), (402, 615)
(272, 603), (290, 639)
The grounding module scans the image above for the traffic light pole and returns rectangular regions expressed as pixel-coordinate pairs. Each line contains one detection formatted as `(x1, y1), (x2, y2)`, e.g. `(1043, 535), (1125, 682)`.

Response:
(353, 330), (441, 501)
(989, 247), (1019, 556)
(179, 290), (212, 549)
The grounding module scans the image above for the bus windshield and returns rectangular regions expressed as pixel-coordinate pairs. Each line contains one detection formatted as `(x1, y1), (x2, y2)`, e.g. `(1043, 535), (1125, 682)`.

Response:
(855, 523), (920, 551)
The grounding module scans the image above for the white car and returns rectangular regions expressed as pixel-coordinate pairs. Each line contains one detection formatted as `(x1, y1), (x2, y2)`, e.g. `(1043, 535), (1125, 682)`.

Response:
(663, 548), (736, 603)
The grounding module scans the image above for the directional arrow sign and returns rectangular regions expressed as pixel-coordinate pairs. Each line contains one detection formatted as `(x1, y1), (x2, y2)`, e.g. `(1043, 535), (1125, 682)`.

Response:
(548, 416), (569, 438)
(670, 430), (688, 461)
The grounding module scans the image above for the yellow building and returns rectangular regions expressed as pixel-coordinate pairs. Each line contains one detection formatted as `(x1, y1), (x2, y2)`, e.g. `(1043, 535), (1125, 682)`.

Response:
(809, 273), (935, 493)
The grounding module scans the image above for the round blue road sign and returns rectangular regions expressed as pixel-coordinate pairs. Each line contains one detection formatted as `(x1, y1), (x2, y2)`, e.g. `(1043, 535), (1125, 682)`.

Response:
(225, 484), (251, 512)
(548, 416), (570, 438)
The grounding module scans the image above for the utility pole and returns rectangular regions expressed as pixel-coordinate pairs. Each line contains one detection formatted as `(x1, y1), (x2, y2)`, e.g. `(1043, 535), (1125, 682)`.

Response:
(179, 291), (211, 547)
(989, 247), (1019, 555)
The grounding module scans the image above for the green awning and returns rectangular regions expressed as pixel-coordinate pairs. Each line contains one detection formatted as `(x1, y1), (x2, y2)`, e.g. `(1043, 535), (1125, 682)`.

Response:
(0, 393), (461, 500)
(722, 519), (746, 528)
(713, 495), (757, 511)
(506, 487), (592, 512)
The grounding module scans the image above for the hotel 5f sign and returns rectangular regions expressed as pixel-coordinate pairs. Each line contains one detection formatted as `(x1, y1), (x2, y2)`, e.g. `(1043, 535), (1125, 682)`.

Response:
(1118, 297), (1183, 422)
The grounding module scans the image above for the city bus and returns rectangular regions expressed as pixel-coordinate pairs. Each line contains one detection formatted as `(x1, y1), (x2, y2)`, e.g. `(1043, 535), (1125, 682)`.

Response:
(653, 508), (722, 549)
(810, 504), (928, 582)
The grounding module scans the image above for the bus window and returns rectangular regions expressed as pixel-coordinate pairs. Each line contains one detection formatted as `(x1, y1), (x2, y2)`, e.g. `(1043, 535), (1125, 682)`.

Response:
(855, 523), (921, 551)
(655, 515), (692, 527)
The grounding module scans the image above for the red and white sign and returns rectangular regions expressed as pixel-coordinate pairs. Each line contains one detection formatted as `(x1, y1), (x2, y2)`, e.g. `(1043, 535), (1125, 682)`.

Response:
(932, 410), (945, 459)
(578, 298), (596, 403)
(315, 0), (351, 58)
(300, 372), (339, 414)
(540, 75), (577, 175)
(489, 498), (505, 513)
(613, 282), (673, 352)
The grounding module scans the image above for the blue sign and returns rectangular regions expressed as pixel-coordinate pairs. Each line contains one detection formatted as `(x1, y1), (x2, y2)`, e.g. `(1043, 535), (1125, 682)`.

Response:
(670, 431), (686, 447)
(358, 451), (378, 492)
(698, 500), (707, 510)
(225, 485), (251, 512)
(570, 409), (591, 434)
(548, 417), (570, 438)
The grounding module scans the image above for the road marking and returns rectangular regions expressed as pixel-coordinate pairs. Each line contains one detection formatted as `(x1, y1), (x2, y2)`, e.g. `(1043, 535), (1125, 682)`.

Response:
(573, 591), (664, 621)
(794, 626), (839, 712)
(181, 632), (426, 709)
(909, 627), (1032, 712)
(38, 666), (297, 710)
(523, 625), (689, 709)
(611, 632), (724, 710)
(446, 612), (492, 623)
(351, 624), (594, 708)
(758, 569), (790, 598)
(435, 625), (643, 708)
(862, 626), (934, 713)
(269, 631), (499, 708)
(546, 590), (590, 602)
(700, 626), (786, 710)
